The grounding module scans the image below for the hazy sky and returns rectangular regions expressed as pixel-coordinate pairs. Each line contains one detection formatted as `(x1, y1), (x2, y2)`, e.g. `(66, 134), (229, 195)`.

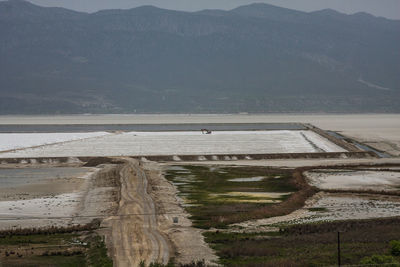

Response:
(14, 0), (400, 19)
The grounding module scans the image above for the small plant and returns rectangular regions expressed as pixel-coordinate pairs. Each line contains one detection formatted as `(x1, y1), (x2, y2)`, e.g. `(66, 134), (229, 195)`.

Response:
(308, 207), (328, 212)
(42, 250), (49, 256)
(180, 260), (205, 267)
(138, 260), (205, 267)
(360, 255), (400, 267)
(86, 235), (113, 267)
(390, 240), (400, 256)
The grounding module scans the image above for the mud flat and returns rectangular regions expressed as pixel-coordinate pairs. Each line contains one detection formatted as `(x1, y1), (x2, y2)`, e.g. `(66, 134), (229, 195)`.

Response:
(0, 158), (218, 266)
(305, 169), (400, 192)
(0, 164), (120, 230)
(230, 192), (400, 232)
(0, 167), (94, 229)
(0, 132), (110, 152)
(0, 167), (93, 200)
(0, 193), (85, 229)
(299, 193), (400, 223)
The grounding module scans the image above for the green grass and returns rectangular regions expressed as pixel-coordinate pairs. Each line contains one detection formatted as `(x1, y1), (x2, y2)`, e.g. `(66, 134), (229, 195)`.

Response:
(0, 233), (80, 246)
(4, 255), (87, 267)
(204, 231), (278, 244)
(307, 207), (329, 212)
(164, 165), (297, 228)
(0, 231), (112, 267)
(204, 219), (400, 266)
(86, 235), (113, 267)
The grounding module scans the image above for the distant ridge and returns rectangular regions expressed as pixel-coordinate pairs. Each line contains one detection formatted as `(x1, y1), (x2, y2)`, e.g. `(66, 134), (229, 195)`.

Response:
(231, 3), (308, 20)
(0, 1), (399, 114)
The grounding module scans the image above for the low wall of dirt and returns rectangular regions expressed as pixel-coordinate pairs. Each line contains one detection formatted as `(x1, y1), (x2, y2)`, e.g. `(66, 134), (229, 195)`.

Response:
(135, 151), (376, 162)
(0, 151), (377, 165)
(304, 123), (361, 152)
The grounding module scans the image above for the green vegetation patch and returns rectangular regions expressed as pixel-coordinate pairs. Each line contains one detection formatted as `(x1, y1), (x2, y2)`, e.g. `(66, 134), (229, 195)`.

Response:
(0, 231), (112, 267)
(86, 235), (113, 267)
(0, 233), (80, 246)
(307, 207), (329, 212)
(204, 219), (400, 266)
(360, 255), (400, 267)
(164, 165), (298, 228)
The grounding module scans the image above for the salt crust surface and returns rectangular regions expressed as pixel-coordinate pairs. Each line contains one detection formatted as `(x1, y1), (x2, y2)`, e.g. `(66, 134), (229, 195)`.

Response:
(0, 132), (110, 152)
(0, 130), (346, 158)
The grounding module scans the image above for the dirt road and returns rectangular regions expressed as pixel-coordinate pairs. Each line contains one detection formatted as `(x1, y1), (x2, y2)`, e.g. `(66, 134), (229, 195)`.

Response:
(105, 158), (170, 267)
(143, 161), (219, 266)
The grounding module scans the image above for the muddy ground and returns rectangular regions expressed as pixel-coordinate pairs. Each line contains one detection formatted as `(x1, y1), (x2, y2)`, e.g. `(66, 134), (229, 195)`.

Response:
(305, 169), (400, 192)
(0, 158), (220, 266)
(143, 161), (218, 265)
(0, 113), (399, 266)
(101, 159), (218, 267)
(0, 162), (119, 230)
(1, 158), (400, 266)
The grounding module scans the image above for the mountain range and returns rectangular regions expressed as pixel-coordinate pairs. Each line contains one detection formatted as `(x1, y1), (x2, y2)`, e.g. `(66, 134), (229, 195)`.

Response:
(1, 0), (399, 114)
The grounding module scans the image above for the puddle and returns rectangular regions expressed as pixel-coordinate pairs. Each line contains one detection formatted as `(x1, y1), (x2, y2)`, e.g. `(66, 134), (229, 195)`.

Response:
(172, 175), (198, 183)
(228, 176), (266, 182)
(0, 167), (93, 188)
(225, 192), (292, 198)
(172, 182), (188, 186)
(167, 166), (189, 171)
(231, 193), (400, 232)
(210, 191), (292, 203)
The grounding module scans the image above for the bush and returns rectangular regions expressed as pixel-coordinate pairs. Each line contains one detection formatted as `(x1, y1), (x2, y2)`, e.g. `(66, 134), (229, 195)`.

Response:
(149, 263), (175, 267)
(180, 260), (205, 267)
(139, 260), (205, 267)
(390, 240), (400, 256)
(360, 255), (400, 267)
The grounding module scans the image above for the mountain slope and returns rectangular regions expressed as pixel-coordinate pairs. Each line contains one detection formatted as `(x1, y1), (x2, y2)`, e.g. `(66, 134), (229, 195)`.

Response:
(0, 0), (399, 113)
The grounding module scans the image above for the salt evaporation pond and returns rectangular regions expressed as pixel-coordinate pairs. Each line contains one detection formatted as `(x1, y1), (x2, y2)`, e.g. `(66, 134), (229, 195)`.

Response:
(228, 176), (266, 182)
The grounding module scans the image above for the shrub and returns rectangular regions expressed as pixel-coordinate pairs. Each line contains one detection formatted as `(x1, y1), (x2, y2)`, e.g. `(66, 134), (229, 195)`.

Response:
(360, 255), (400, 267)
(390, 240), (400, 256)
(180, 260), (205, 267)
(139, 260), (205, 267)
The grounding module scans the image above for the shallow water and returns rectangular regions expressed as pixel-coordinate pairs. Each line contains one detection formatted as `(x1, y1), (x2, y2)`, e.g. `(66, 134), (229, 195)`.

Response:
(0, 123), (305, 133)
(228, 176), (266, 182)
(0, 167), (90, 188)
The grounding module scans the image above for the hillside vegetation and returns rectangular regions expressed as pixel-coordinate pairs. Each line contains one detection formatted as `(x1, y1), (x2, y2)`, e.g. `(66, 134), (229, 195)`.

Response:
(1, 0), (399, 113)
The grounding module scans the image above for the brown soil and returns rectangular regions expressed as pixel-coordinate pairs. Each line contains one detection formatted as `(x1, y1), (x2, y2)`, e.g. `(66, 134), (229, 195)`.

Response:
(143, 161), (219, 266)
(102, 158), (171, 267)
